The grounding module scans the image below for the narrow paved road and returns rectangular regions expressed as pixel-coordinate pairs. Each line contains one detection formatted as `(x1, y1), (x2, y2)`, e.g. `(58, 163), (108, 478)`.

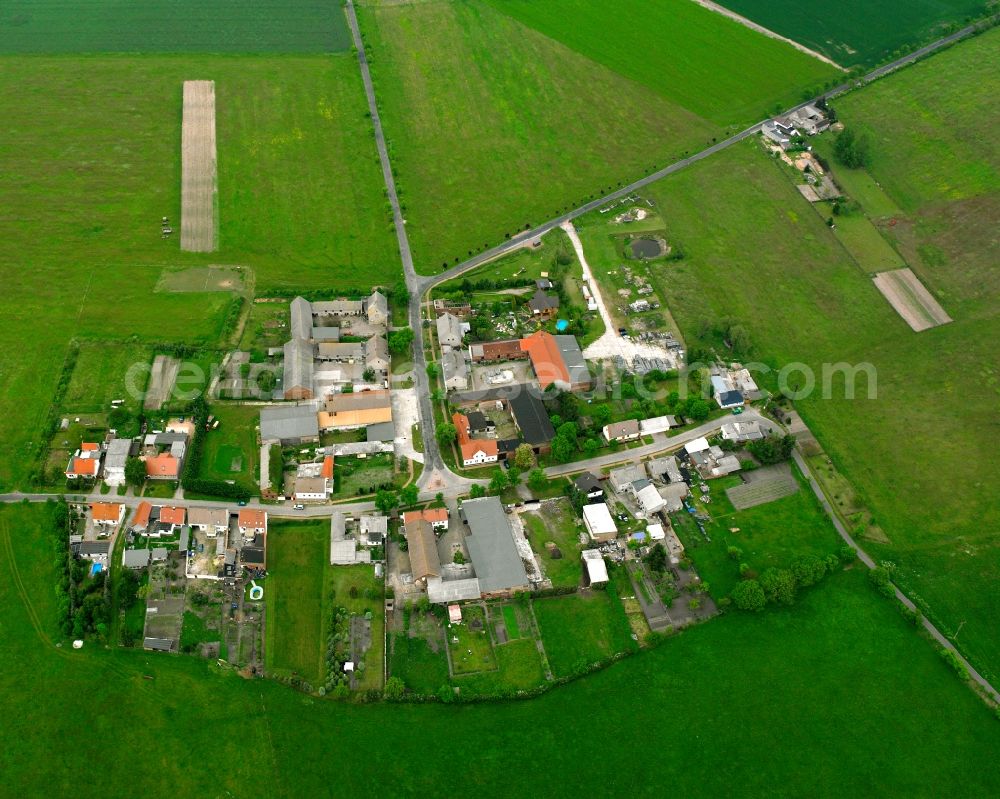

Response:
(416, 21), (985, 295)
(345, 0), (449, 493)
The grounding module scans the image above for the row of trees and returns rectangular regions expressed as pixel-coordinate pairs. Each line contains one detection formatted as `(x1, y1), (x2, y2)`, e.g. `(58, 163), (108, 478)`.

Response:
(730, 546), (856, 612)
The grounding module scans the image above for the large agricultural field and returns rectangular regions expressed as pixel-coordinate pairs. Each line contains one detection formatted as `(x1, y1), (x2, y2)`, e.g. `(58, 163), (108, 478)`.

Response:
(0, 51), (396, 489)
(624, 28), (1000, 681)
(0, 0), (351, 53)
(3, 503), (1000, 795)
(712, 0), (991, 66)
(357, 0), (833, 272)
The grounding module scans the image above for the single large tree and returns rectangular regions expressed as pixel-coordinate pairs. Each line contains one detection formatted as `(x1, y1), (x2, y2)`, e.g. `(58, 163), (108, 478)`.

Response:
(731, 579), (766, 612)
(124, 457), (146, 488)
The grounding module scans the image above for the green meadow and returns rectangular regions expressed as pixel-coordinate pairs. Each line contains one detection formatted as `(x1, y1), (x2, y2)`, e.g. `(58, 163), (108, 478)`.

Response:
(359, 0), (836, 272)
(0, 0), (351, 53)
(3, 502), (999, 796)
(629, 32), (999, 681)
(0, 53), (395, 488)
(714, 0), (991, 66)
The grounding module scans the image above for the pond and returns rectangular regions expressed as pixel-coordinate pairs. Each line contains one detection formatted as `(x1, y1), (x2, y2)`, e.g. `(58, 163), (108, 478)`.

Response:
(630, 237), (665, 259)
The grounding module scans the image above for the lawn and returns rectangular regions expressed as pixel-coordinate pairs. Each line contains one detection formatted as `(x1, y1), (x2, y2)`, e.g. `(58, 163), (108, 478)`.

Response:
(0, 0), (351, 53)
(713, 0), (990, 66)
(197, 404), (260, 494)
(670, 464), (843, 598)
(489, 0), (836, 122)
(357, 0), (719, 272)
(61, 341), (153, 415)
(0, 52), (396, 490)
(265, 519), (330, 685)
(329, 565), (385, 691)
(333, 453), (399, 499)
(390, 633), (449, 695)
(632, 32), (1000, 681)
(455, 638), (546, 697)
(3, 503), (1000, 795)
(520, 498), (587, 589)
(532, 577), (637, 677)
(446, 605), (497, 675)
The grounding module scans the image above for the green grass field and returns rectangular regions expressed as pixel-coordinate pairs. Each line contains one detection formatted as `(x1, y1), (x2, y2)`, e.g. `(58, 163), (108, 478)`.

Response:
(0, 0), (351, 53)
(671, 465), (842, 598)
(265, 520), (331, 685)
(521, 499), (586, 589)
(488, 0), (836, 122)
(714, 0), (990, 66)
(197, 404), (260, 494)
(5, 502), (1000, 796)
(532, 579), (637, 676)
(627, 32), (1000, 681)
(390, 633), (449, 695)
(357, 0), (721, 272)
(0, 52), (395, 489)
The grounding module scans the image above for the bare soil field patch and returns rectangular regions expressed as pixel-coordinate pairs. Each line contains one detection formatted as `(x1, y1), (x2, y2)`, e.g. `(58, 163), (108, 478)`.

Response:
(156, 265), (247, 294)
(872, 268), (952, 332)
(144, 355), (181, 410)
(180, 80), (218, 252)
(726, 463), (799, 510)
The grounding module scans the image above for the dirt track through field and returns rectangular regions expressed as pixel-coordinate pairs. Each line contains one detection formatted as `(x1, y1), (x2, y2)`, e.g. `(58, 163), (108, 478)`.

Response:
(181, 80), (218, 252)
(144, 354), (181, 410)
(872, 268), (951, 332)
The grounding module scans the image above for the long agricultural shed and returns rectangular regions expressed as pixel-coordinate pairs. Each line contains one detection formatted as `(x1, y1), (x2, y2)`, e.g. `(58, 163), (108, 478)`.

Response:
(180, 80), (218, 252)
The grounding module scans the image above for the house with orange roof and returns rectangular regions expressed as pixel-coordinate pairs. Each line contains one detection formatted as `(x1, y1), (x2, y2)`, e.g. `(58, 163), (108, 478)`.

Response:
(143, 452), (180, 480)
(519, 330), (592, 392)
(453, 412), (498, 468)
(238, 509), (267, 538)
(131, 501), (152, 532)
(403, 507), (449, 531)
(65, 444), (102, 480)
(90, 502), (125, 527)
(159, 506), (186, 528)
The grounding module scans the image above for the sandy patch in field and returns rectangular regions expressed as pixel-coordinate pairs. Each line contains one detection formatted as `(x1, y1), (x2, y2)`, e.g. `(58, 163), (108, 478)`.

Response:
(180, 80), (218, 252)
(873, 268), (952, 332)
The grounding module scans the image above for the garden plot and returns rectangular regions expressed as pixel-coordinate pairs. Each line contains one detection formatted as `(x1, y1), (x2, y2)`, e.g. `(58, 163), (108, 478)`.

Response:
(726, 463), (800, 510)
(873, 268), (952, 332)
(180, 80), (218, 252)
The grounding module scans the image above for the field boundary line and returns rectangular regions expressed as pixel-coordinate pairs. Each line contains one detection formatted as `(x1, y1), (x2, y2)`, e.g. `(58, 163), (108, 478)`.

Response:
(689, 0), (845, 70)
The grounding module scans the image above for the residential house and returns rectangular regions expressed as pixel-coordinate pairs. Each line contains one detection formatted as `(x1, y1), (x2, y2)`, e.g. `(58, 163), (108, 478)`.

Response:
(453, 412), (498, 467)
(648, 455), (683, 484)
(460, 497), (530, 598)
(466, 411), (495, 436)
(721, 421), (765, 443)
(91, 502), (125, 528)
(131, 501), (152, 533)
(187, 507), (229, 536)
(364, 336), (390, 373)
(77, 540), (111, 564)
(711, 373), (745, 409)
(319, 390), (392, 430)
(639, 415), (680, 436)
(689, 445), (742, 479)
(102, 438), (133, 486)
(520, 330), (591, 391)
(527, 289), (559, 320)
(65, 442), (102, 480)
(260, 404), (320, 444)
(241, 536), (266, 570)
(762, 117), (798, 149)
(158, 506), (186, 531)
(633, 480), (667, 517)
(122, 548), (151, 569)
(359, 515), (388, 547)
(143, 452), (181, 480)
(238, 509), (267, 539)
(366, 290), (389, 326)
(582, 502), (617, 543)
(294, 456), (333, 500)
(441, 349), (471, 391)
(658, 482), (690, 513)
(404, 518), (440, 587)
(582, 549), (609, 587)
(603, 419), (640, 443)
(574, 472), (604, 501)
(403, 507), (449, 532)
(436, 312), (467, 348)
(609, 463), (647, 493)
